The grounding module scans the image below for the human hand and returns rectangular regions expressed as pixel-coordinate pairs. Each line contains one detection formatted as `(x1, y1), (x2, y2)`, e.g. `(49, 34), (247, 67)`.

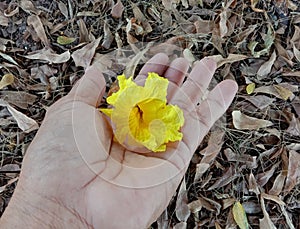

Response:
(1, 53), (238, 228)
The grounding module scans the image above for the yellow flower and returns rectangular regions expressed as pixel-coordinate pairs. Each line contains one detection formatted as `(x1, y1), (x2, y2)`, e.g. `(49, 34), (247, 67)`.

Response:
(100, 72), (184, 152)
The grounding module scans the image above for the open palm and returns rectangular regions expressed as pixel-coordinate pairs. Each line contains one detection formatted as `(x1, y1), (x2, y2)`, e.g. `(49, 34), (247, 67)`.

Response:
(2, 53), (237, 228)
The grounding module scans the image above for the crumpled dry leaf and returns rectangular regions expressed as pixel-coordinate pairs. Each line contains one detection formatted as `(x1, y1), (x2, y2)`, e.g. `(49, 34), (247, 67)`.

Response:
(132, 3), (152, 34)
(232, 110), (273, 130)
(286, 114), (300, 136)
(27, 15), (50, 47)
(0, 51), (19, 66)
(232, 201), (249, 229)
(0, 91), (37, 109)
(0, 99), (39, 133)
(254, 83), (297, 101)
(209, 54), (248, 68)
(0, 73), (14, 89)
(240, 95), (275, 110)
(284, 150), (300, 192)
(259, 195), (276, 229)
(111, 0), (124, 19)
(248, 172), (260, 194)
(20, 0), (40, 14)
(248, 24), (274, 58)
(24, 48), (70, 64)
(58, 1), (69, 19)
(0, 11), (9, 26)
(72, 37), (101, 69)
(257, 50), (277, 80)
(194, 128), (224, 181)
(250, 0), (264, 12)
(175, 179), (190, 222)
(102, 20), (114, 49)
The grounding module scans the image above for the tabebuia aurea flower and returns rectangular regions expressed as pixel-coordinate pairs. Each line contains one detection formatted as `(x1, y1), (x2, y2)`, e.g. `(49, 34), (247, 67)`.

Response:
(100, 72), (184, 152)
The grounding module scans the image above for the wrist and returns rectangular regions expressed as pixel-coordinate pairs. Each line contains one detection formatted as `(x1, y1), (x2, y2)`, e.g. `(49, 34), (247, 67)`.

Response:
(1, 179), (91, 229)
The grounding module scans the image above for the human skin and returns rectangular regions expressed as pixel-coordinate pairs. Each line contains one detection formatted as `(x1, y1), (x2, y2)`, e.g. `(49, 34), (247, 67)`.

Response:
(0, 53), (238, 228)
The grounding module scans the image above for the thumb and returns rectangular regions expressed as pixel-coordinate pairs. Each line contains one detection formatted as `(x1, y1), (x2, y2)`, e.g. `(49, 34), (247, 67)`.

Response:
(68, 65), (106, 106)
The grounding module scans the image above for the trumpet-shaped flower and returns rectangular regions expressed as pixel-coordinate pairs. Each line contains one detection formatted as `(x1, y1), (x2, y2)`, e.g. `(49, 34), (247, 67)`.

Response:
(100, 73), (184, 152)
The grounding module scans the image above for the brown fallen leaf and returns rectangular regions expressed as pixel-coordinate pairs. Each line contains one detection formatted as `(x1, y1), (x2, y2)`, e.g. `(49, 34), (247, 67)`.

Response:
(239, 95), (275, 110)
(57, 36), (76, 45)
(27, 15), (50, 48)
(0, 91), (37, 109)
(72, 37), (101, 69)
(248, 172), (260, 195)
(0, 73), (14, 89)
(132, 3), (152, 34)
(257, 51), (277, 80)
(111, 0), (124, 19)
(219, 9), (228, 38)
(58, 1), (69, 19)
(0, 11), (9, 27)
(20, 0), (40, 14)
(0, 99), (39, 133)
(24, 48), (70, 64)
(232, 110), (273, 130)
(286, 114), (300, 137)
(209, 54), (248, 68)
(257, 161), (280, 187)
(102, 20), (114, 49)
(254, 84), (297, 101)
(259, 195), (276, 229)
(175, 179), (190, 222)
(194, 19), (214, 34)
(0, 51), (19, 66)
(284, 150), (300, 192)
(77, 19), (90, 43)
(194, 128), (224, 181)
(250, 0), (264, 12)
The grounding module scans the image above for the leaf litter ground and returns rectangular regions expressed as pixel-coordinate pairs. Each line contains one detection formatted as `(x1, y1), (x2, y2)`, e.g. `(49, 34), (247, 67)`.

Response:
(0, 0), (300, 228)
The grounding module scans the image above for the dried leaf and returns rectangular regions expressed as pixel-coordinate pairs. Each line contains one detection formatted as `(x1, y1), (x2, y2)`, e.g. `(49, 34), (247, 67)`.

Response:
(0, 91), (37, 109)
(219, 10), (228, 38)
(27, 15), (50, 47)
(269, 171), (286, 195)
(232, 110), (273, 130)
(194, 19), (214, 34)
(284, 150), (300, 192)
(257, 51), (277, 79)
(254, 84), (297, 100)
(20, 0), (40, 14)
(286, 115), (300, 137)
(259, 195), (276, 229)
(24, 48), (70, 64)
(0, 99), (39, 133)
(0, 51), (19, 66)
(173, 222), (187, 229)
(175, 179), (190, 222)
(194, 129), (224, 181)
(273, 85), (293, 101)
(72, 38), (101, 69)
(250, 0), (264, 12)
(248, 24), (274, 58)
(240, 95), (275, 110)
(57, 36), (76, 45)
(78, 19), (90, 43)
(0, 11), (9, 26)
(246, 83), (255, 94)
(209, 54), (248, 68)
(232, 201), (249, 229)
(58, 1), (69, 19)
(248, 172), (260, 195)
(132, 3), (152, 34)
(0, 73), (14, 89)
(102, 20), (114, 49)
(111, 0), (124, 19)
(292, 43), (300, 62)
